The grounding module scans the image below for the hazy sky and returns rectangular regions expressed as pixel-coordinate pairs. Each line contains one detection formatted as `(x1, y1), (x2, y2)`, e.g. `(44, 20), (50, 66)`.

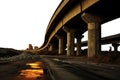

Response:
(0, 0), (61, 50)
(0, 0), (119, 51)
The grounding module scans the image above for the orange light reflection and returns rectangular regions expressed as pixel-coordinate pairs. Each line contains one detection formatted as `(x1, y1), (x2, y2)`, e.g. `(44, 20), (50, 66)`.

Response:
(18, 62), (44, 80)
(20, 69), (43, 78)
(26, 62), (42, 69)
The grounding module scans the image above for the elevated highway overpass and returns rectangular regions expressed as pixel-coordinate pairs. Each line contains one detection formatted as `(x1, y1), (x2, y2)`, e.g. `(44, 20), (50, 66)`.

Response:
(81, 33), (120, 46)
(40, 0), (120, 57)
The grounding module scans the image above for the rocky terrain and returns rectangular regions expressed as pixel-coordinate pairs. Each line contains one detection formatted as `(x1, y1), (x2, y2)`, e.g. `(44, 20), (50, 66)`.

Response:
(0, 48), (21, 57)
(0, 48), (40, 64)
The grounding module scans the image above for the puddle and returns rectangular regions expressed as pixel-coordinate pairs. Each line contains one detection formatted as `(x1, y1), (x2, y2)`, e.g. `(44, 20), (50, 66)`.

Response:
(26, 62), (42, 69)
(18, 61), (45, 80)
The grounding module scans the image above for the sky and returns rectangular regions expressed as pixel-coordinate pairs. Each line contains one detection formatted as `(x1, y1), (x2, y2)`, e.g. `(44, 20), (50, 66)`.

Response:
(0, 0), (120, 51)
(0, 0), (62, 50)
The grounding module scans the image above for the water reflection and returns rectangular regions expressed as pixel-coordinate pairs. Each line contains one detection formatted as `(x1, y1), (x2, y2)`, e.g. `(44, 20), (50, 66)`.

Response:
(26, 62), (42, 69)
(18, 61), (45, 80)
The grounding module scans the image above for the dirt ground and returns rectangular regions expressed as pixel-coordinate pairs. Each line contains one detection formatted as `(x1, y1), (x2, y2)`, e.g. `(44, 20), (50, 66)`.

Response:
(0, 51), (120, 80)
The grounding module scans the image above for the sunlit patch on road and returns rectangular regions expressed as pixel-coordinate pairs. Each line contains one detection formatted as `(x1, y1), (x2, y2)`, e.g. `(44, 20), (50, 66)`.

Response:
(18, 61), (45, 80)
(26, 62), (43, 69)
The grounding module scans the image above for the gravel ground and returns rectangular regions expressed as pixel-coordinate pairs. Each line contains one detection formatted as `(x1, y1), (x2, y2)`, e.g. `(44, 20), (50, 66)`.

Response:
(0, 53), (51, 80)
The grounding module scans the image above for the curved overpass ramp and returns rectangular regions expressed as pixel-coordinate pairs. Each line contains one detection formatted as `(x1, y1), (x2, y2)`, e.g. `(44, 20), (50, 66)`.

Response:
(40, 0), (120, 57)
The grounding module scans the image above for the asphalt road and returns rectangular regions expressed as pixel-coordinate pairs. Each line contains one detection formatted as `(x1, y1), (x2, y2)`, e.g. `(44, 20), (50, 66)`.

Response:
(41, 55), (120, 80)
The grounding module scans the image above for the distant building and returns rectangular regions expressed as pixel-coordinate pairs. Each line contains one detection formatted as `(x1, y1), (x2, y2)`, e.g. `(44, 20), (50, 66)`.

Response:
(28, 44), (33, 50)
(34, 46), (39, 50)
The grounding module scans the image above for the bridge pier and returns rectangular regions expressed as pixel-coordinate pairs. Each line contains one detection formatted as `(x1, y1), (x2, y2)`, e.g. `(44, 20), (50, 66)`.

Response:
(55, 35), (64, 55)
(81, 13), (102, 57)
(75, 34), (84, 56)
(48, 43), (54, 51)
(112, 43), (120, 52)
(63, 27), (75, 56)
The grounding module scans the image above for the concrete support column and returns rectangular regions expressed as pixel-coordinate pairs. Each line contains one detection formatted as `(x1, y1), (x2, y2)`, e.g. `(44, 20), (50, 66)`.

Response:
(88, 23), (100, 57)
(63, 27), (75, 56)
(55, 35), (64, 55)
(75, 35), (84, 56)
(48, 44), (54, 51)
(67, 31), (74, 56)
(112, 43), (120, 52)
(82, 13), (103, 57)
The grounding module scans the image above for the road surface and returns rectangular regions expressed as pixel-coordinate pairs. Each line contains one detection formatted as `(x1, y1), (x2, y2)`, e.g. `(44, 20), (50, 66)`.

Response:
(41, 55), (120, 80)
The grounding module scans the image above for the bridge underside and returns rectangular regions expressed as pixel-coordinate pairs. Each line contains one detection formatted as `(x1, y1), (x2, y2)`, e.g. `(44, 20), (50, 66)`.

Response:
(41, 0), (120, 57)
(87, 0), (120, 23)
